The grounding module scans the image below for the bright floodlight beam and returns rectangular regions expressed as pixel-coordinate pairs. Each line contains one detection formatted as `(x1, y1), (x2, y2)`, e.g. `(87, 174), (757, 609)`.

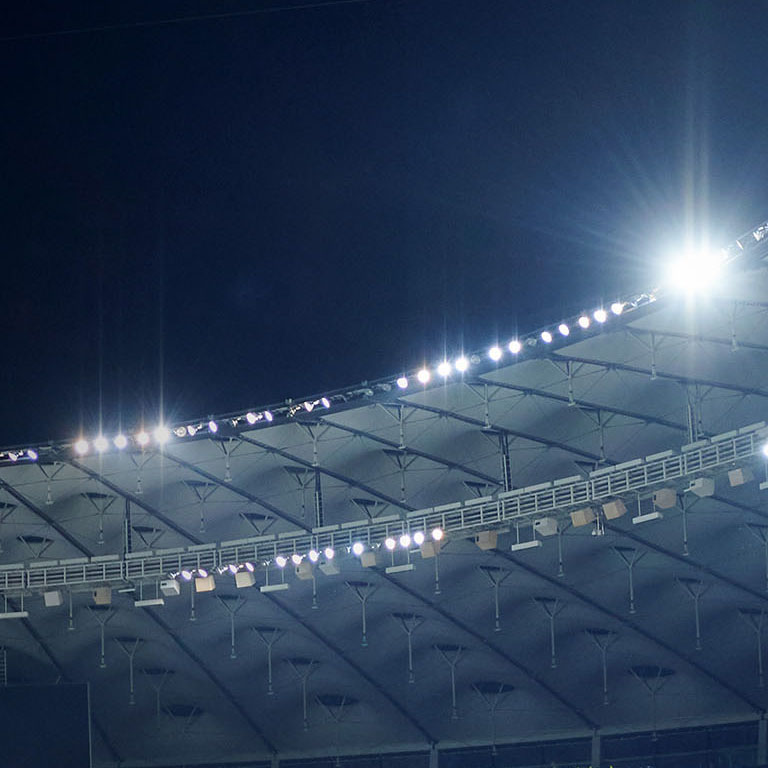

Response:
(508, 339), (522, 354)
(436, 361), (452, 377)
(665, 247), (724, 295)
(578, 315), (590, 329)
(540, 331), (553, 343)
(593, 308), (608, 323)
(454, 356), (469, 372)
(352, 541), (365, 556)
(154, 425), (171, 445)
(417, 368), (430, 384)
(74, 438), (89, 456)
(114, 434), (128, 449)
(488, 345), (502, 362)
(396, 376), (409, 389)
(93, 436), (108, 453)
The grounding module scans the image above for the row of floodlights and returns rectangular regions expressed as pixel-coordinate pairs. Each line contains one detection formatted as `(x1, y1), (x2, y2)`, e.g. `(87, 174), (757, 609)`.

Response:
(69, 398), (336, 456)
(168, 528), (446, 582)
(395, 305), (628, 389)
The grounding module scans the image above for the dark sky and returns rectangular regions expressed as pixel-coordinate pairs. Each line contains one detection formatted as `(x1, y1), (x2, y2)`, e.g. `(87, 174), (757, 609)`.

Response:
(2, 0), (767, 446)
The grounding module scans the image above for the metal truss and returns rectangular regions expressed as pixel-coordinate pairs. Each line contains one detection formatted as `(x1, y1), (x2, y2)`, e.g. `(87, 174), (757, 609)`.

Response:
(2, 421), (763, 595)
(395, 399), (605, 463)
(315, 417), (501, 486)
(237, 434), (415, 512)
(495, 551), (765, 714)
(259, 591), (435, 744)
(471, 377), (687, 433)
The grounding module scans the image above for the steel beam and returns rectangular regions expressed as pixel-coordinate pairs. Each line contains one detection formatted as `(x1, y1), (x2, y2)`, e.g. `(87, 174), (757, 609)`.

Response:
(144, 608), (277, 755)
(395, 400), (605, 463)
(494, 549), (764, 714)
(472, 378), (687, 433)
(66, 457), (204, 545)
(380, 572), (597, 729)
(316, 418), (502, 485)
(627, 326), (768, 355)
(261, 591), (435, 745)
(160, 449), (311, 532)
(0, 478), (93, 557)
(237, 434), (415, 513)
(552, 353), (768, 400)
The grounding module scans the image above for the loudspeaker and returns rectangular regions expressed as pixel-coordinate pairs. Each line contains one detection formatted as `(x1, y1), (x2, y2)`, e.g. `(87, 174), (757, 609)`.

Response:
(92, 587), (112, 606)
(235, 571), (256, 588)
(653, 488), (677, 509)
(160, 579), (181, 596)
(602, 499), (626, 520)
(360, 551), (378, 568)
(689, 477), (715, 497)
(194, 575), (216, 593)
(43, 590), (63, 607)
(570, 507), (596, 527)
(533, 517), (558, 537)
(295, 561), (314, 580)
(729, 467), (753, 487)
(475, 531), (498, 550)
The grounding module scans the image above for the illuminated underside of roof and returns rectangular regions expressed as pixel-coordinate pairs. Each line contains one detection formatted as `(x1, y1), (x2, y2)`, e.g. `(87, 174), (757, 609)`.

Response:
(1, 229), (768, 767)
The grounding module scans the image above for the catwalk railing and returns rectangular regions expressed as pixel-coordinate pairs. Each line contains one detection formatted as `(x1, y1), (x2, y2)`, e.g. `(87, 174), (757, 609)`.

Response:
(1, 419), (766, 593)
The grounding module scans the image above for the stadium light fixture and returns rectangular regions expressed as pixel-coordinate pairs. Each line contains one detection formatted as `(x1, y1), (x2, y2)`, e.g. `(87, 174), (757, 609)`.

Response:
(578, 315), (590, 329)
(264, 410), (274, 422)
(611, 301), (624, 316)
(153, 425), (171, 445)
(437, 361), (452, 377)
(74, 439), (89, 456)
(208, 420), (218, 434)
(324, 546), (335, 560)
(540, 331), (553, 344)
(454, 356), (469, 372)
(308, 549), (320, 563)
(399, 533), (412, 548)
(136, 430), (150, 447)
(413, 531), (425, 546)
(352, 541), (365, 556)
(417, 368), (431, 384)
(246, 412), (258, 424)
(488, 345), (502, 362)
(26, 449), (38, 461)
(594, 308), (608, 323)
(275, 555), (288, 568)
(558, 323), (570, 337)
(384, 537), (396, 551)
(431, 527), (444, 541)
(396, 376), (409, 389)
(114, 434), (128, 449)
(664, 248), (724, 294)
(508, 339), (522, 354)
(320, 397), (331, 409)
(762, 443), (768, 459)
(93, 436), (108, 453)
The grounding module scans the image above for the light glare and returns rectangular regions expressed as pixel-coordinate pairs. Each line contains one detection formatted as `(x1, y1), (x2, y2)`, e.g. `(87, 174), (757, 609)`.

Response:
(540, 331), (553, 343)
(399, 533), (412, 548)
(208, 420), (218, 434)
(611, 301), (624, 316)
(324, 546), (335, 560)
(136, 430), (150, 447)
(578, 315), (590, 329)
(558, 323), (570, 337)
(114, 434), (128, 449)
(275, 555), (287, 568)
(384, 537), (396, 551)
(246, 412), (258, 425)
(352, 541), (365, 556)
(417, 368), (431, 384)
(93, 436), (109, 453)
(308, 549), (320, 563)
(74, 439), (89, 456)
(594, 309), (608, 323)
(431, 527), (444, 541)
(396, 376), (409, 389)
(413, 531), (425, 545)
(508, 340), (522, 354)
(436, 361), (452, 377)
(454, 356), (469, 372)
(154, 425), (171, 445)
(488, 345), (502, 362)
(291, 553), (303, 566)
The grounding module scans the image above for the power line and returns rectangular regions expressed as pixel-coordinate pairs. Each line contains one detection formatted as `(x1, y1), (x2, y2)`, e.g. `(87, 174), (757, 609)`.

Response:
(1, 0), (374, 44)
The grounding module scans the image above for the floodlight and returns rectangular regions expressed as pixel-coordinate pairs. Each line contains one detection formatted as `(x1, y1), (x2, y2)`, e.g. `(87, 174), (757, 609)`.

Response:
(437, 361), (452, 377)
(540, 331), (553, 343)
(351, 541), (365, 556)
(264, 410), (274, 422)
(611, 301), (624, 316)
(324, 546), (335, 560)
(320, 397), (331, 409)
(417, 368), (431, 384)
(578, 315), (590, 329)
(113, 434), (128, 449)
(431, 527), (444, 541)
(182, 426), (195, 437)
(197, 568), (209, 578)
(308, 549), (320, 563)
(413, 531), (425, 545)
(136, 430), (150, 447)
(7, 452), (18, 462)
(291, 553), (303, 566)
(227, 563), (238, 575)
(664, 249), (723, 294)
(93, 436), (108, 453)
(762, 443), (768, 459)
(384, 537), (396, 550)
(454, 356), (469, 372)
(593, 308), (608, 323)
(74, 439), (89, 456)
(399, 533), (412, 548)
(246, 412), (258, 425)
(275, 555), (288, 568)
(558, 323), (570, 337)
(396, 376), (409, 389)
(508, 340), (522, 354)
(26, 449), (38, 461)
(208, 420), (218, 434)
(488, 345), (502, 361)
(303, 401), (315, 413)
(244, 562), (255, 572)
(153, 425), (171, 445)
(180, 570), (193, 581)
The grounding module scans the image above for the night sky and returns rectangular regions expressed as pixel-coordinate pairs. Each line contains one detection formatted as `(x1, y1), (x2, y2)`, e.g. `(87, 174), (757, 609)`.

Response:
(2, 0), (767, 446)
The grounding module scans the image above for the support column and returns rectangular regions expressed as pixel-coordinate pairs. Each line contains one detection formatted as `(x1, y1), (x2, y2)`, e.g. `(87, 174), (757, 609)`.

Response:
(429, 744), (439, 768)
(591, 731), (601, 768)
(758, 716), (767, 766)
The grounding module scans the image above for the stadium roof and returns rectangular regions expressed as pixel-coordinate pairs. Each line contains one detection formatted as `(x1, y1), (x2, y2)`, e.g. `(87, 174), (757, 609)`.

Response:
(1, 225), (768, 766)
